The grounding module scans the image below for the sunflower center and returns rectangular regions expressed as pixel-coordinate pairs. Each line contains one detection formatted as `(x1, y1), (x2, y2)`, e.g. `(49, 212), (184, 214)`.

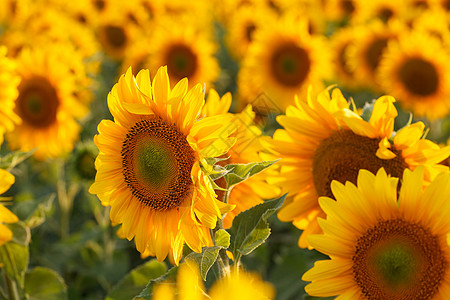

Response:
(93, 0), (105, 11)
(270, 43), (310, 87)
(366, 38), (389, 72)
(353, 219), (447, 299)
(399, 58), (439, 97)
(104, 25), (127, 49)
(166, 44), (198, 80)
(312, 130), (407, 198)
(245, 23), (256, 42)
(341, 0), (355, 15)
(16, 76), (59, 128)
(378, 8), (394, 22)
(121, 118), (195, 211)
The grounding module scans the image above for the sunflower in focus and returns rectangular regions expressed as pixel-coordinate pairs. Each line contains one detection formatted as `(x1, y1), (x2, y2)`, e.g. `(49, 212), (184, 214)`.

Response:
(89, 66), (236, 264)
(6, 46), (87, 160)
(202, 90), (280, 228)
(238, 14), (332, 111)
(0, 169), (18, 246)
(0, 47), (21, 144)
(265, 87), (450, 248)
(377, 30), (450, 119)
(153, 263), (275, 300)
(303, 167), (450, 299)
(147, 18), (219, 89)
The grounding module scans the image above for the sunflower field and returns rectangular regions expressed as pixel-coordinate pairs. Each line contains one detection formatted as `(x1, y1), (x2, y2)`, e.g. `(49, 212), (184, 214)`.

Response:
(2, 0), (450, 299)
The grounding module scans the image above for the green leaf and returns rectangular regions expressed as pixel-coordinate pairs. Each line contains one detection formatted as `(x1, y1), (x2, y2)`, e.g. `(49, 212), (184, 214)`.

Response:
(229, 194), (286, 258)
(24, 267), (67, 300)
(214, 229), (230, 248)
(7, 221), (30, 246)
(134, 266), (178, 300)
(184, 246), (220, 281)
(0, 149), (35, 170)
(0, 242), (29, 285)
(106, 259), (167, 300)
(224, 160), (277, 188)
(14, 194), (55, 229)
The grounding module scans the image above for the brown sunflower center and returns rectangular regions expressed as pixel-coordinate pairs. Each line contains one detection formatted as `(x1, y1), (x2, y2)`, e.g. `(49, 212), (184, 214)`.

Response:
(270, 43), (311, 87)
(312, 130), (407, 198)
(93, 0), (105, 11)
(341, 0), (355, 15)
(103, 25), (127, 49)
(16, 76), (59, 128)
(166, 44), (198, 80)
(366, 38), (389, 73)
(378, 8), (394, 22)
(353, 219), (447, 299)
(245, 23), (256, 42)
(121, 118), (195, 211)
(399, 58), (439, 97)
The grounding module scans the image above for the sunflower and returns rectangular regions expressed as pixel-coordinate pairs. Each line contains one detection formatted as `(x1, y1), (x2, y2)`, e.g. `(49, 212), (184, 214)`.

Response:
(89, 66), (236, 264)
(346, 19), (405, 91)
(0, 47), (21, 144)
(377, 30), (450, 119)
(6, 46), (87, 160)
(146, 17), (219, 89)
(265, 87), (450, 248)
(303, 167), (450, 299)
(153, 263), (275, 300)
(237, 14), (332, 111)
(0, 169), (18, 246)
(202, 90), (280, 228)
(322, 0), (363, 23)
(410, 7), (450, 50)
(354, 0), (407, 23)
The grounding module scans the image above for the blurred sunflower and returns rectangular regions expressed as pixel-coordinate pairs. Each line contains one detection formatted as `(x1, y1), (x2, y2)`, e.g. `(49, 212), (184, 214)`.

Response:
(377, 30), (450, 119)
(330, 26), (358, 90)
(411, 7), (450, 50)
(238, 15), (332, 111)
(147, 18), (219, 89)
(322, 0), (363, 23)
(0, 47), (21, 144)
(153, 263), (275, 300)
(346, 19), (404, 90)
(6, 46), (86, 159)
(355, 0), (406, 23)
(202, 90), (280, 228)
(303, 167), (450, 299)
(89, 67), (235, 264)
(0, 169), (18, 246)
(265, 87), (450, 248)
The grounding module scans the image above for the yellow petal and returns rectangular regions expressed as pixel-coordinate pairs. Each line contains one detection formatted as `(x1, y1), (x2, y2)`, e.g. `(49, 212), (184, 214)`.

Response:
(376, 137), (396, 159)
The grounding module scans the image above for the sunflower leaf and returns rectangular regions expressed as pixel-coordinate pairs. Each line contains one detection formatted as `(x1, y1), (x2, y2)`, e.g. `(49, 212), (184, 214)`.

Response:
(106, 259), (167, 300)
(184, 246), (221, 281)
(229, 194), (286, 258)
(0, 149), (35, 171)
(24, 267), (67, 300)
(214, 229), (230, 248)
(0, 241), (29, 287)
(134, 266), (178, 300)
(224, 160), (278, 188)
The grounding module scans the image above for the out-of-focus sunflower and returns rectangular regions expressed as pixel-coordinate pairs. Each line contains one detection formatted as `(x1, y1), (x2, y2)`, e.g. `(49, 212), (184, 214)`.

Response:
(89, 66), (235, 264)
(0, 0), (31, 26)
(322, 0), (363, 23)
(6, 46), (87, 160)
(238, 14), (332, 111)
(377, 30), (450, 119)
(410, 7), (450, 49)
(0, 47), (21, 144)
(225, 4), (277, 61)
(265, 87), (450, 248)
(303, 167), (450, 299)
(330, 26), (358, 90)
(153, 263), (275, 300)
(0, 169), (18, 246)
(202, 90), (280, 228)
(147, 18), (219, 89)
(346, 19), (405, 90)
(120, 35), (153, 76)
(355, 0), (406, 23)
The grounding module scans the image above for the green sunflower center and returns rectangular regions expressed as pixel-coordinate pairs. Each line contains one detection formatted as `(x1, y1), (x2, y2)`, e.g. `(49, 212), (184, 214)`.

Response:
(353, 219), (447, 299)
(16, 76), (60, 128)
(270, 42), (311, 87)
(166, 44), (198, 80)
(121, 118), (195, 211)
(399, 58), (439, 97)
(104, 25), (127, 49)
(312, 130), (407, 198)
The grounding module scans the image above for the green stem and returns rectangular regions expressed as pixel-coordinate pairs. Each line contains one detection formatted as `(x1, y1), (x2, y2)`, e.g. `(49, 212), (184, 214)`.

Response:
(56, 160), (78, 239)
(3, 272), (19, 300)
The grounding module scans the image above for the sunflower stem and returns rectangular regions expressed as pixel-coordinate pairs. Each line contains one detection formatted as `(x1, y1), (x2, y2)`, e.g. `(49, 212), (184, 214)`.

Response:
(56, 159), (78, 239)
(3, 271), (19, 300)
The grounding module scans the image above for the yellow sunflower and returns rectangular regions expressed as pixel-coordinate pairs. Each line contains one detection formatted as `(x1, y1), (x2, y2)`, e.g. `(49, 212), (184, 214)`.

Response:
(237, 14), (332, 111)
(202, 90), (280, 228)
(6, 46), (87, 160)
(355, 0), (407, 23)
(89, 66), (236, 264)
(346, 19), (405, 91)
(146, 17), (219, 89)
(153, 263), (275, 300)
(0, 169), (18, 246)
(265, 87), (450, 249)
(0, 47), (21, 144)
(377, 30), (450, 119)
(303, 167), (450, 299)
(411, 7), (450, 49)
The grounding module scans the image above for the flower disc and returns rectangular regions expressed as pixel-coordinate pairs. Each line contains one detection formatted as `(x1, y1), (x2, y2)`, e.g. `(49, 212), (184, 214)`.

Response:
(270, 42), (311, 87)
(399, 58), (439, 97)
(121, 117), (195, 211)
(165, 44), (198, 80)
